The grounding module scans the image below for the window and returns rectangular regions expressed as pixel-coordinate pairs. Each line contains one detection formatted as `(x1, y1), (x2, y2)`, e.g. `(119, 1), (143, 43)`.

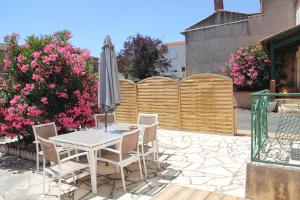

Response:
(169, 49), (177, 59)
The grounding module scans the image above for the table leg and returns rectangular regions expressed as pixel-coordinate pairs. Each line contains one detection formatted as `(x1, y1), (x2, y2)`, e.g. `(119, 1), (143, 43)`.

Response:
(89, 150), (97, 194)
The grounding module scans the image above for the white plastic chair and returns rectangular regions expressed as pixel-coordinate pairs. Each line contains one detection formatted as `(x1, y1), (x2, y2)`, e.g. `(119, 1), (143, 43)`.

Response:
(32, 122), (71, 172)
(37, 135), (90, 200)
(137, 113), (158, 125)
(139, 122), (160, 178)
(97, 129), (143, 191)
(95, 113), (116, 127)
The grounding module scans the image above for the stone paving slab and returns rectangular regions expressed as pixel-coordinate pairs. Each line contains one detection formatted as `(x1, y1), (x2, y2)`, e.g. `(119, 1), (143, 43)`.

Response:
(0, 129), (250, 200)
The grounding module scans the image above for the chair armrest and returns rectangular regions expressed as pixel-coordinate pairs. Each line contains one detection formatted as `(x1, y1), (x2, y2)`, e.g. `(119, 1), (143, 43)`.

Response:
(33, 141), (40, 144)
(60, 152), (88, 163)
(102, 148), (121, 154)
(58, 147), (74, 155)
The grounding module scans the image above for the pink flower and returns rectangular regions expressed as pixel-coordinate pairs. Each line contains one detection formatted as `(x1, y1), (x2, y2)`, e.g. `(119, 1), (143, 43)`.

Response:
(53, 66), (62, 73)
(56, 92), (68, 98)
(20, 64), (29, 73)
(48, 54), (58, 62)
(31, 60), (38, 67)
(44, 43), (56, 53)
(41, 97), (48, 105)
(32, 51), (41, 59)
(21, 84), (35, 95)
(3, 58), (11, 71)
(242, 52), (248, 56)
(65, 31), (72, 38)
(27, 106), (43, 117)
(13, 84), (21, 90)
(63, 78), (69, 83)
(34, 68), (43, 73)
(3, 34), (10, 41)
(40, 78), (46, 84)
(1, 82), (8, 89)
(42, 56), (50, 64)
(49, 83), (56, 89)
(247, 81), (253, 86)
(82, 49), (90, 58)
(32, 74), (41, 81)
(72, 66), (84, 75)
(0, 98), (6, 104)
(10, 95), (21, 106)
(252, 72), (258, 79)
(17, 55), (26, 63)
(11, 32), (20, 39)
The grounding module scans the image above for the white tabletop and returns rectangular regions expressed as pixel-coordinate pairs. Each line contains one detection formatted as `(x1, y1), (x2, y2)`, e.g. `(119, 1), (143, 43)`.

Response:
(50, 123), (145, 148)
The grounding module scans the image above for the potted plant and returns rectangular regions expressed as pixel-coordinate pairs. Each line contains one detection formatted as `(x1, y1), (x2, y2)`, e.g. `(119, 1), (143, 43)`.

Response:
(220, 44), (271, 108)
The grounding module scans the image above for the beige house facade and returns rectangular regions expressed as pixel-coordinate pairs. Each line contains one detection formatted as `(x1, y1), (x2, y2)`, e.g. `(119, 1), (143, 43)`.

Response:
(183, 0), (300, 89)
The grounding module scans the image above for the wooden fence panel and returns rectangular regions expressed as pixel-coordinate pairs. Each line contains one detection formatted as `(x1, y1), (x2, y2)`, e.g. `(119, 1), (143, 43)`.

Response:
(180, 73), (235, 134)
(115, 79), (138, 124)
(137, 77), (180, 129)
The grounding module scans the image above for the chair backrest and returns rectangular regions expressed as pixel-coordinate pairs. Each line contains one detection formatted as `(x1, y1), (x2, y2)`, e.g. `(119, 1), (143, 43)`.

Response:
(95, 113), (116, 127)
(121, 129), (140, 156)
(37, 136), (60, 164)
(143, 122), (159, 144)
(32, 122), (57, 141)
(137, 113), (158, 125)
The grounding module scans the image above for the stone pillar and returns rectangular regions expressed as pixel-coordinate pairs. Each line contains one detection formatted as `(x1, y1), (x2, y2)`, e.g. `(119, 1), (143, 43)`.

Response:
(270, 80), (276, 93)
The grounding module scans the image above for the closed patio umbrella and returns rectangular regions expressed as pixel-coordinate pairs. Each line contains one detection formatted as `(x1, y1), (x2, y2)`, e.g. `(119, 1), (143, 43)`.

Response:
(98, 35), (120, 131)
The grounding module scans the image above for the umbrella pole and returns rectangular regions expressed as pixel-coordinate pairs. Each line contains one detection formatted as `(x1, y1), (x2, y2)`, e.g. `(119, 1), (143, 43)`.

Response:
(105, 111), (108, 132)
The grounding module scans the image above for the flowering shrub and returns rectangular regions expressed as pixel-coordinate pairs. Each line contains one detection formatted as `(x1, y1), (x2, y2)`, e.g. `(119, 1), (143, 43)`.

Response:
(0, 31), (98, 143)
(220, 44), (270, 91)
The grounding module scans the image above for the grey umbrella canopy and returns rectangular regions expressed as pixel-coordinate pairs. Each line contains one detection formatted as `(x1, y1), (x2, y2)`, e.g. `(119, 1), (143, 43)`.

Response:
(98, 35), (120, 130)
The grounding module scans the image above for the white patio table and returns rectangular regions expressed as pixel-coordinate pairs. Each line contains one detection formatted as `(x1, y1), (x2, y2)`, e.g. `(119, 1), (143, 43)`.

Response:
(50, 123), (146, 194)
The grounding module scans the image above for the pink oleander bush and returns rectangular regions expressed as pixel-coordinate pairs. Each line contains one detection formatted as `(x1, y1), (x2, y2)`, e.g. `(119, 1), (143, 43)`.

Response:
(0, 31), (98, 143)
(220, 44), (271, 91)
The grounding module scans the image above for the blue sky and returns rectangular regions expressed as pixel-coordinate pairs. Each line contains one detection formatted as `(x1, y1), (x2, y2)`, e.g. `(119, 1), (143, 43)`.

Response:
(1, 0), (260, 56)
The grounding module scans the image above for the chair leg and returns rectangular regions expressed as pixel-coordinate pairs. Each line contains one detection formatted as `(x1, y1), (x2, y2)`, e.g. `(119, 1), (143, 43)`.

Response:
(142, 154), (148, 178)
(36, 145), (39, 173)
(37, 154), (39, 173)
(75, 149), (79, 161)
(120, 166), (126, 192)
(58, 176), (61, 200)
(137, 156), (143, 180)
(114, 166), (117, 179)
(152, 142), (155, 162)
(156, 141), (160, 169)
(67, 151), (76, 183)
(43, 157), (45, 194)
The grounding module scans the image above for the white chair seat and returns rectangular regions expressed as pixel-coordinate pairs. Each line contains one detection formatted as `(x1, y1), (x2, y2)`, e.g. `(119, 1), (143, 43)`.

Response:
(38, 147), (68, 155)
(100, 152), (132, 163)
(47, 160), (89, 177)
(139, 144), (154, 154)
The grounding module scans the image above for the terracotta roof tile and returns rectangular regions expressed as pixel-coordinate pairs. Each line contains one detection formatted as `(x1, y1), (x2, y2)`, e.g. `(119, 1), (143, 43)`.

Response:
(164, 41), (185, 46)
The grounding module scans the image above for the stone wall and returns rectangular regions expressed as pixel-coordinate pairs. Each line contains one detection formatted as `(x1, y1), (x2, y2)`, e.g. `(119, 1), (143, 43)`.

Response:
(246, 162), (300, 200)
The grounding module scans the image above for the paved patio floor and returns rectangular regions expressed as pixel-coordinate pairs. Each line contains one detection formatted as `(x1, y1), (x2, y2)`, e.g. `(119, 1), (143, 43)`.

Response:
(0, 129), (250, 200)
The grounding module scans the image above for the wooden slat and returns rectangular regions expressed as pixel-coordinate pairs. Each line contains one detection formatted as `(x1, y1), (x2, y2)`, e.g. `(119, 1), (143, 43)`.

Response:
(180, 74), (236, 134)
(137, 77), (180, 129)
(115, 74), (236, 135)
(151, 184), (244, 200)
(115, 79), (138, 124)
